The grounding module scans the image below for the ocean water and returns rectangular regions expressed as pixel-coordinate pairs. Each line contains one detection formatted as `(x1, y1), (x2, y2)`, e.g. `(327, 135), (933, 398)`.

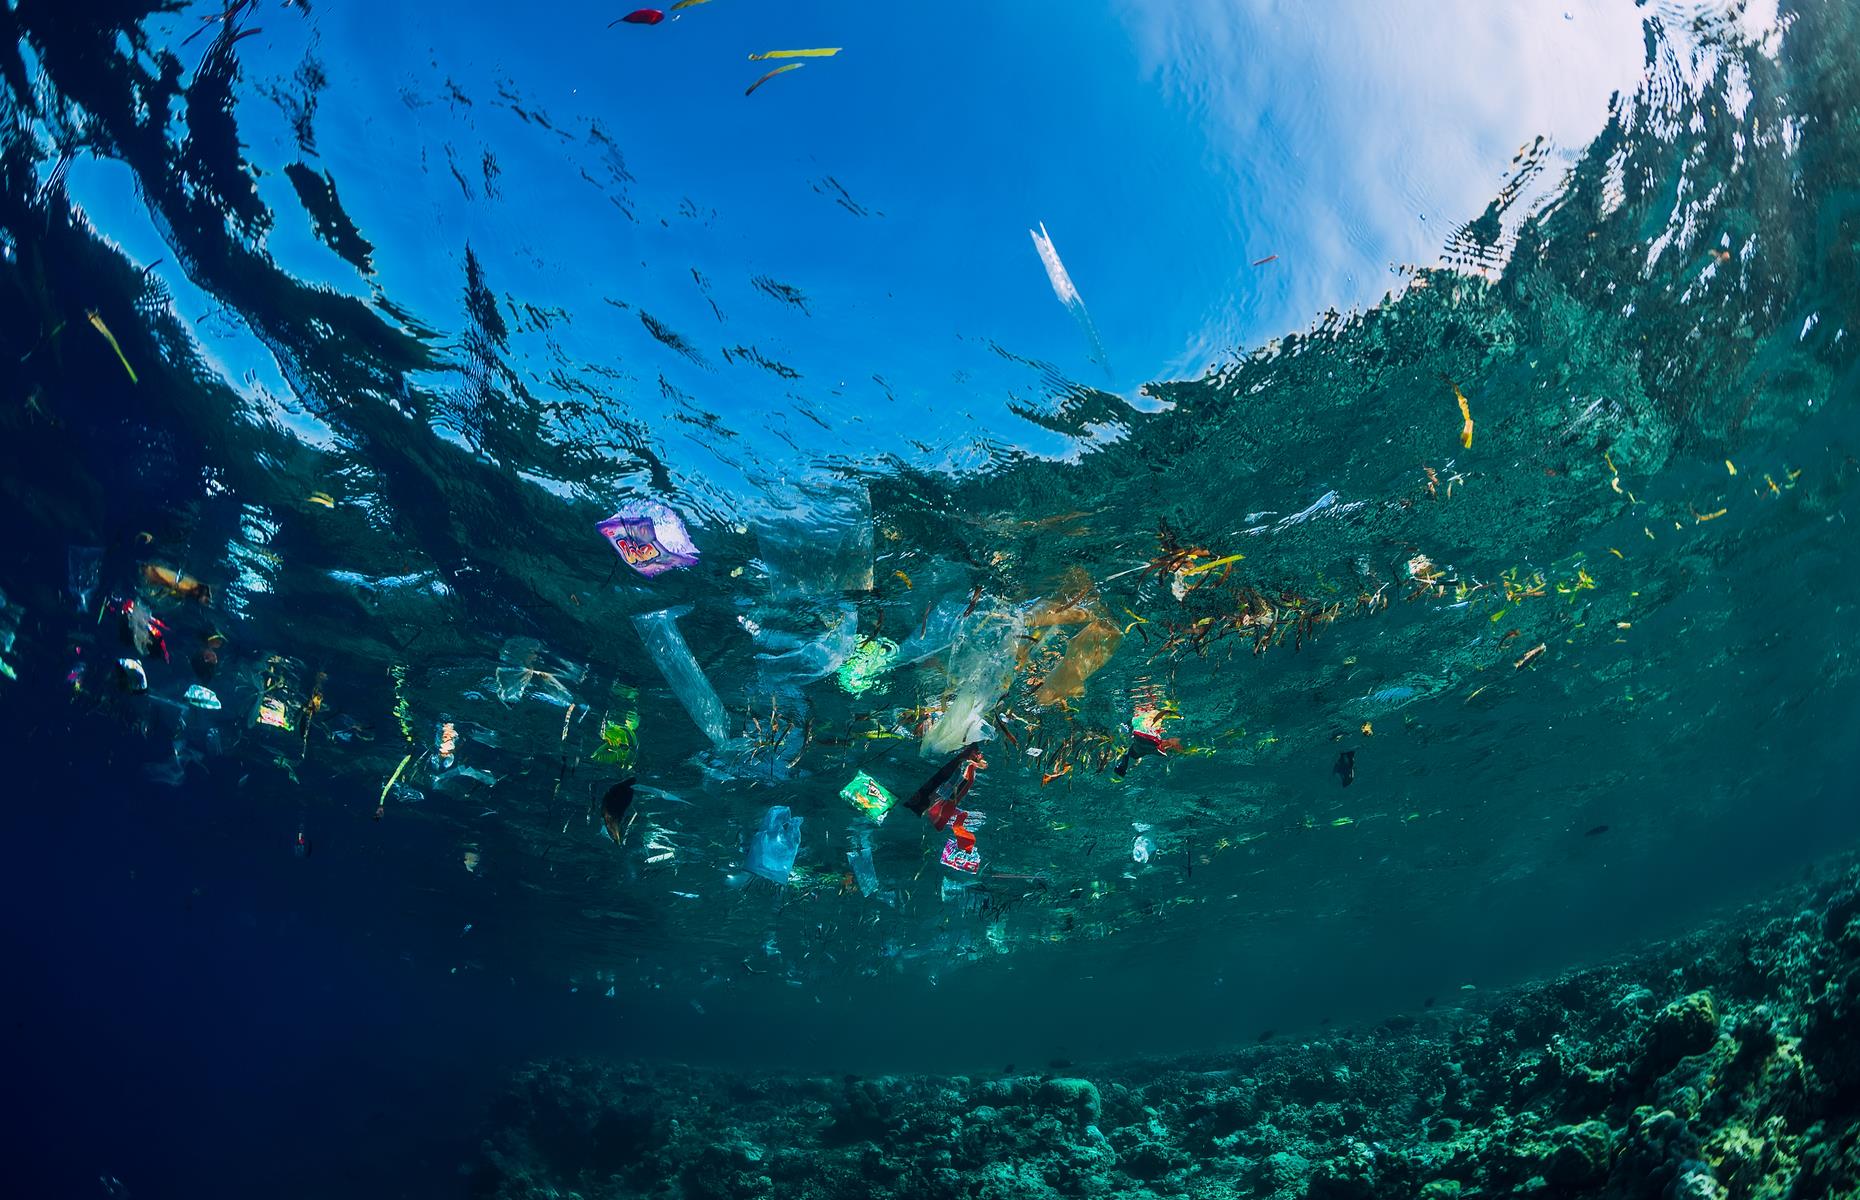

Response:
(4, 1), (1860, 1196)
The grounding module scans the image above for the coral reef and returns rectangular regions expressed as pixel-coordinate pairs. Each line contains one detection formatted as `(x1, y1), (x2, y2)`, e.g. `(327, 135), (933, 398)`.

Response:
(472, 863), (1860, 1199)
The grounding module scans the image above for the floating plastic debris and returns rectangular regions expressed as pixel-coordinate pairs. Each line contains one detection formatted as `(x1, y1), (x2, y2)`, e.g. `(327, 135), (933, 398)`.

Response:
(748, 47), (842, 60)
(1132, 834), (1155, 864)
(1029, 221), (1111, 376)
(117, 657), (148, 693)
(922, 604), (1024, 755)
(745, 62), (804, 96)
(940, 838), (981, 874)
(835, 636), (898, 695)
(67, 546), (102, 614)
(183, 683), (221, 710)
(839, 770), (898, 822)
(596, 502), (699, 577)
(746, 806), (803, 883)
(614, 8), (663, 24)
(434, 765), (497, 791)
(631, 607), (729, 747)
(847, 835), (880, 897)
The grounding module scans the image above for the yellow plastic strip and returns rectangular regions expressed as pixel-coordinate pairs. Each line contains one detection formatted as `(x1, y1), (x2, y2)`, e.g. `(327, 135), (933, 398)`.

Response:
(748, 47), (841, 60)
(87, 311), (138, 384)
(1180, 553), (1244, 577)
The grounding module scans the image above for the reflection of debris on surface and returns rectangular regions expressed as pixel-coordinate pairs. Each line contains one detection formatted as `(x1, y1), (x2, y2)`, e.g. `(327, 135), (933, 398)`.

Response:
(641, 823), (678, 866)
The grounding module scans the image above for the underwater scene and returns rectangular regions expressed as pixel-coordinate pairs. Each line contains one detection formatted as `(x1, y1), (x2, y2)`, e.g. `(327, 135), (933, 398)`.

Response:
(6, 0), (1860, 1196)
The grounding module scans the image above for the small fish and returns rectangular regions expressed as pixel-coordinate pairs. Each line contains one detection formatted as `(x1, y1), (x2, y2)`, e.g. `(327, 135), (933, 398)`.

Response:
(600, 778), (636, 847)
(671, 891), (700, 899)
(1333, 749), (1356, 787)
(1252, 254), (1278, 266)
(1584, 824), (1611, 837)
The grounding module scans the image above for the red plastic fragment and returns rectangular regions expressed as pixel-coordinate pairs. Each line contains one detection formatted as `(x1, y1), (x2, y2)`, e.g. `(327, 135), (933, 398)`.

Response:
(620, 9), (664, 24)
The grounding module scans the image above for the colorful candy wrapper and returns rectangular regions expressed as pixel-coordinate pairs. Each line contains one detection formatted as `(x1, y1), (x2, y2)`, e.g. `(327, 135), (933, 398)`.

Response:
(940, 838), (981, 873)
(596, 502), (700, 577)
(839, 770), (898, 821)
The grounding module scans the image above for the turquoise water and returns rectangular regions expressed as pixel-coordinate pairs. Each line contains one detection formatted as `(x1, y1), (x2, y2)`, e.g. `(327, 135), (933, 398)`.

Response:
(4, 1), (1860, 1193)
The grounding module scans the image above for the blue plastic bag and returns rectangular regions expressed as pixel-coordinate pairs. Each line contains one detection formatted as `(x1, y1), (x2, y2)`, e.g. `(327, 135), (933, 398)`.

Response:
(746, 805), (803, 884)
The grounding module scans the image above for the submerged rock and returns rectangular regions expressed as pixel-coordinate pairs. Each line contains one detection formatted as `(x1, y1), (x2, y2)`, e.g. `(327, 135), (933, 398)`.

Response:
(470, 859), (1860, 1199)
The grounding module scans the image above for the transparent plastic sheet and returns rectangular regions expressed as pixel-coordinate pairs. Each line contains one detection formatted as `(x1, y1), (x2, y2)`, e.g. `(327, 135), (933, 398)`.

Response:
(631, 607), (730, 748)
(750, 604), (859, 690)
(921, 601), (1026, 756)
(493, 637), (586, 707)
(746, 805), (803, 883)
(894, 593), (968, 666)
(66, 545), (102, 614)
(847, 833), (880, 897)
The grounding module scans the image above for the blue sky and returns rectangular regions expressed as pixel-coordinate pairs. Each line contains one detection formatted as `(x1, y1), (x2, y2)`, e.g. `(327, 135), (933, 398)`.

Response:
(66, 0), (1659, 501)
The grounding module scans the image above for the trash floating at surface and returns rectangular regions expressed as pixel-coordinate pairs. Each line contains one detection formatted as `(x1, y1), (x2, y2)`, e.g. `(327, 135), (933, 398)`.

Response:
(745, 63), (805, 96)
(434, 765), (497, 791)
(840, 770), (898, 821)
(434, 719), (459, 768)
(748, 48), (842, 60)
(86, 309), (137, 383)
(1454, 384), (1475, 448)
(142, 562), (211, 603)
(493, 637), (585, 707)
(1029, 220), (1111, 376)
(633, 608), (730, 747)
(940, 838), (981, 873)
(922, 604), (1024, 755)
(183, 684), (221, 710)
(836, 637), (898, 694)
(596, 502), (699, 577)
(592, 712), (640, 769)
(1132, 834), (1155, 864)
(1333, 749), (1356, 787)
(847, 834), (880, 897)
(67, 546), (102, 614)
(613, 8), (663, 24)
(254, 695), (293, 730)
(746, 806), (803, 883)
(117, 657), (148, 693)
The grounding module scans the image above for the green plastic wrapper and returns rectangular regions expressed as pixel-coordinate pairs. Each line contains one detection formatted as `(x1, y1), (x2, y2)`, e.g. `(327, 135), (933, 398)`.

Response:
(840, 770), (898, 821)
(835, 637), (898, 695)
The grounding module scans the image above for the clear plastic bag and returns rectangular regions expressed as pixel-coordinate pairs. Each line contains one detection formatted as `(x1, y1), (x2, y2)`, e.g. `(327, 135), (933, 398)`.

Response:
(746, 805), (803, 884)
(631, 608), (729, 748)
(921, 603), (1025, 756)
